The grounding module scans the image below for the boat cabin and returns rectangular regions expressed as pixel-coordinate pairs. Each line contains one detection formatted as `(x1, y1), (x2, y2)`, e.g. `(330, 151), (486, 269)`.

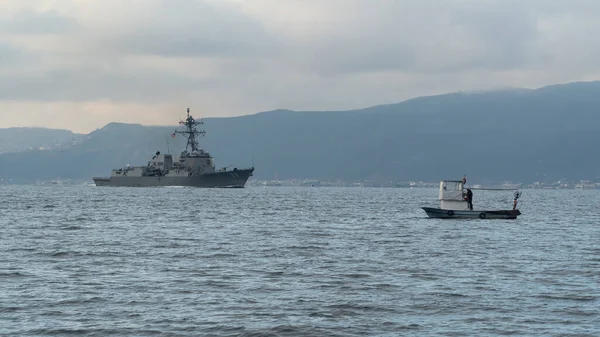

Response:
(439, 180), (469, 210)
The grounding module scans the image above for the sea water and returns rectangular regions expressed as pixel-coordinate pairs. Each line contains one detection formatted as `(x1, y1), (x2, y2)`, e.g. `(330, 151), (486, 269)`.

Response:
(1, 185), (598, 336)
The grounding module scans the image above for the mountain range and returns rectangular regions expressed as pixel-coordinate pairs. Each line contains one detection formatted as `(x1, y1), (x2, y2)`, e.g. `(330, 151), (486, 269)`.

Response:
(1, 81), (599, 184)
(0, 127), (83, 154)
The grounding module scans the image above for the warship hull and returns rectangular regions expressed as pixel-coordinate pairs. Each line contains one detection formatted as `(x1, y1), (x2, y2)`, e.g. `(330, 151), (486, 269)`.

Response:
(93, 168), (253, 188)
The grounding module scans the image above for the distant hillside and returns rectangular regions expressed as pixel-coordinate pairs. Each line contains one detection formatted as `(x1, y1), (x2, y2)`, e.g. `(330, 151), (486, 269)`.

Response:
(1, 81), (599, 184)
(0, 127), (83, 154)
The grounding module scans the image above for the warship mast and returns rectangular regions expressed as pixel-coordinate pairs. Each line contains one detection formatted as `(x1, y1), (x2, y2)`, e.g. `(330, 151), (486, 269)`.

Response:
(175, 108), (206, 152)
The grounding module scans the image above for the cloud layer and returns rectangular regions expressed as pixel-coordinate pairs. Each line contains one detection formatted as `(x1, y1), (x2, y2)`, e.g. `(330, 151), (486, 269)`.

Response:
(1, 0), (600, 132)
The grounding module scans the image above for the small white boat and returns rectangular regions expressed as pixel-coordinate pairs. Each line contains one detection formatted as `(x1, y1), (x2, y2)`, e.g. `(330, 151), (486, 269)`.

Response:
(422, 178), (521, 219)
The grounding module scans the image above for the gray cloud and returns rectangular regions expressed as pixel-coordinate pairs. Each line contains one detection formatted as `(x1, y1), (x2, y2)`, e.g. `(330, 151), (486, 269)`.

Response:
(0, 67), (211, 102)
(276, 0), (550, 75)
(449, 1), (543, 70)
(0, 9), (79, 35)
(111, 0), (282, 58)
(1, 0), (600, 132)
(0, 43), (36, 66)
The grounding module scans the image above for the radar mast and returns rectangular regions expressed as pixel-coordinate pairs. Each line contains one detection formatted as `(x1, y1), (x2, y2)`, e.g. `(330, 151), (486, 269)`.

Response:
(174, 108), (206, 153)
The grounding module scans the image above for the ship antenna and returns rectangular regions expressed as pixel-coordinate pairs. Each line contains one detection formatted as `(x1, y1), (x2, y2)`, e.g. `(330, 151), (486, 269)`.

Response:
(174, 107), (206, 153)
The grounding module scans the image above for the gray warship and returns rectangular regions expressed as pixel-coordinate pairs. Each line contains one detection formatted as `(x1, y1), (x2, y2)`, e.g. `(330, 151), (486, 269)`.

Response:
(93, 108), (254, 188)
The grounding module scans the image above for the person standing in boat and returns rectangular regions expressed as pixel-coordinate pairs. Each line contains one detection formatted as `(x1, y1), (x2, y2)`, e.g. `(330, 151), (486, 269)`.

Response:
(466, 188), (473, 210)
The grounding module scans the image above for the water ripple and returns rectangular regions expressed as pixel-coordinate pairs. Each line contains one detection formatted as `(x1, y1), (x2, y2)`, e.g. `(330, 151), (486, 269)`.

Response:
(0, 185), (599, 336)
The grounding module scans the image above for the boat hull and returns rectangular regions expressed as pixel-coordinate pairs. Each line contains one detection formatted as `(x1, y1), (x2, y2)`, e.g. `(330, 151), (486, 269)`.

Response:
(422, 207), (521, 219)
(93, 168), (254, 188)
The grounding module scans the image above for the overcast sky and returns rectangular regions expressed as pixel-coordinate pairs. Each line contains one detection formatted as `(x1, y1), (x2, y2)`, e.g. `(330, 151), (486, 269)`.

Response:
(1, 0), (599, 133)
